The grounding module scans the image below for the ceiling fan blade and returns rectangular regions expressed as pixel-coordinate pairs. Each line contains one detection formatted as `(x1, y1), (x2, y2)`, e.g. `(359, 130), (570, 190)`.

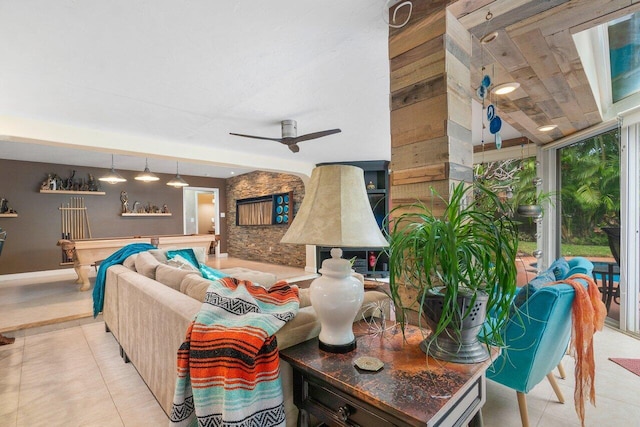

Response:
(229, 132), (284, 143)
(288, 144), (300, 153)
(292, 128), (341, 143)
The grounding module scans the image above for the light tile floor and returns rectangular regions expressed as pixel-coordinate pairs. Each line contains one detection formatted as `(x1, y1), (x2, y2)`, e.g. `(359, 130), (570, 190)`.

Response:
(1, 259), (639, 426)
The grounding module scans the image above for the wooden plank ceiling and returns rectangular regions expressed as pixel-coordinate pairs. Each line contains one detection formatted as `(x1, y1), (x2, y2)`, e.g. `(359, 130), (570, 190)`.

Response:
(449, 0), (640, 146)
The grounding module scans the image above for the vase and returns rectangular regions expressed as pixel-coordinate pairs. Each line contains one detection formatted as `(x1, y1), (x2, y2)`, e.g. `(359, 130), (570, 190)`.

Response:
(419, 290), (489, 363)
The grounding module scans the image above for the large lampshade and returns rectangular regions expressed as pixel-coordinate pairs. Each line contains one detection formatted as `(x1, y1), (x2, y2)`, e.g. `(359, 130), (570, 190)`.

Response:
(281, 165), (388, 353)
(281, 165), (388, 247)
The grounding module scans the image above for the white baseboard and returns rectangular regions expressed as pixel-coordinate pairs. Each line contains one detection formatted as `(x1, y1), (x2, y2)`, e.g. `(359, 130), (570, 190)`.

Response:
(0, 268), (95, 286)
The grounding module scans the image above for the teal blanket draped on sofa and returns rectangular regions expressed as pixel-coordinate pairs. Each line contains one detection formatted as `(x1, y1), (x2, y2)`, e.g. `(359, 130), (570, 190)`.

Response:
(92, 243), (156, 317)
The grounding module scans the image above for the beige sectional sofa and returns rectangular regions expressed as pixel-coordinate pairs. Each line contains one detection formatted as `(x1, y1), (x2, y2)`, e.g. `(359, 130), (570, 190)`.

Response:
(102, 249), (388, 426)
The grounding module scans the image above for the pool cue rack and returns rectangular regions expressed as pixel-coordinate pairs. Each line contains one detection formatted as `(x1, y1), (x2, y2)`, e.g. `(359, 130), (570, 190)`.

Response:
(59, 197), (93, 263)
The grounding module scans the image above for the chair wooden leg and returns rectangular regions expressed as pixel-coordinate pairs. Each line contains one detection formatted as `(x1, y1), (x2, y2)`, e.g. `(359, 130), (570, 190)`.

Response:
(557, 362), (566, 379)
(546, 373), (565, 404)
(516, 392), (530, 427)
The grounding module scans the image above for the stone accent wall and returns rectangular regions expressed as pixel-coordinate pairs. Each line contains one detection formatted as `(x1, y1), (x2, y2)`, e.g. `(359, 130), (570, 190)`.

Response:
(226, 171), (306, 268)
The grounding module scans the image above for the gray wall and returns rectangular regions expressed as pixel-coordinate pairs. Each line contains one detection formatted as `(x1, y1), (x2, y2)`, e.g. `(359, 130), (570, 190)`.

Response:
(0, 158), (227, 274)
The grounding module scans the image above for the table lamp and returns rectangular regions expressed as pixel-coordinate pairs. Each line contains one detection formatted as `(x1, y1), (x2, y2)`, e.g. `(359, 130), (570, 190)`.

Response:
(281, 165), (388, 353)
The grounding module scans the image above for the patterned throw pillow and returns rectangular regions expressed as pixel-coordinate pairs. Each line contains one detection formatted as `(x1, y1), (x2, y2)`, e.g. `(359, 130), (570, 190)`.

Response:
(513, 270), (557, 308)
(166, 248), (200, 269)
(547, 257), (570, 280)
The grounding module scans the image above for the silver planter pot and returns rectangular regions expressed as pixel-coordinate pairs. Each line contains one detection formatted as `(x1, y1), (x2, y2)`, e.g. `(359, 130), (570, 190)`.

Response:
(516, 204), (543, 217)
(420, 291), (489, 364)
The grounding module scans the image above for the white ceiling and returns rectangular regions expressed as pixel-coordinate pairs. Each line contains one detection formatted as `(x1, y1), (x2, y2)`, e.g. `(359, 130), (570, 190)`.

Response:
(0, 1), (518, 179)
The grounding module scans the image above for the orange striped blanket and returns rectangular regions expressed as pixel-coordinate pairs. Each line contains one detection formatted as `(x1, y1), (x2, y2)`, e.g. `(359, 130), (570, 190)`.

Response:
(169, 277), (299, 427)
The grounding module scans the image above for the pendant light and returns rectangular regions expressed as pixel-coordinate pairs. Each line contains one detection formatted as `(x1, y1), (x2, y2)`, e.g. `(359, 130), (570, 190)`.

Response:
(135, 158), (159, 182)
(99, 154), (127, 184)
(166, 162), (189, 187)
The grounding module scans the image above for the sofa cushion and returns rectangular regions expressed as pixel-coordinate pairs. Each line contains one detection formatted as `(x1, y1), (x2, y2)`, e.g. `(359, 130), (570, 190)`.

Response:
(156, 263), (201, 291)
(221, 267), (277, 288)
(135, 251), (161, 279)
(298, 287), (311, 308)
(123, 253), (138, 271)
(180, 274), (213, 302)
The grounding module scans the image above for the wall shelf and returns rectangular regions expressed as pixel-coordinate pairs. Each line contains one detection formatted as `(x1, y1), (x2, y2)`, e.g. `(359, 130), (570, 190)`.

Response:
(40, 190), (106, 195)
(121, 213), (172, 217)
(0, 213), (18, 217)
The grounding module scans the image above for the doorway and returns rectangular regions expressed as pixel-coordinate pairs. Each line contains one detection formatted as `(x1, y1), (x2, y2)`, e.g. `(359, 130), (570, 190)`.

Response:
(182, 187), (220, 256)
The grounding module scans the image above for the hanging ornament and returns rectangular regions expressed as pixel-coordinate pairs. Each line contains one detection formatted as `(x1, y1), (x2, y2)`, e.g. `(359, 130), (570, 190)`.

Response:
(489, 115), (502, 134)
(481, 74), (491, 88)
(495, 132), (502, 149)
(487, 104), (496, 121)
(477, 85), (487, 100)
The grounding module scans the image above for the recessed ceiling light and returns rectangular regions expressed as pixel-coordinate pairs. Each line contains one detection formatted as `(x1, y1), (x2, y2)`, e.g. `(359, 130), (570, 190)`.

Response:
(480, 31), (498, 44)
(492, 82), (520, 95)
(537, 125), (558, 132)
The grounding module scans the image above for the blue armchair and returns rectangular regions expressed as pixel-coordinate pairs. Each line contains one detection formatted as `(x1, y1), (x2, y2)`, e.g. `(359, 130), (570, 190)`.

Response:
(486, 257), (593, 427)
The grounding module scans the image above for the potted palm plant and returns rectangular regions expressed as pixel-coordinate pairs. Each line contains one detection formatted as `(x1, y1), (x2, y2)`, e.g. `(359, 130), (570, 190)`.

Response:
(386, 182), (518, 363)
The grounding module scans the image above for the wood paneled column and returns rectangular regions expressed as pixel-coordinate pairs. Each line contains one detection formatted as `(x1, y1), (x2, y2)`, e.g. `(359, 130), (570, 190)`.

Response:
(389, 1), (473, 212)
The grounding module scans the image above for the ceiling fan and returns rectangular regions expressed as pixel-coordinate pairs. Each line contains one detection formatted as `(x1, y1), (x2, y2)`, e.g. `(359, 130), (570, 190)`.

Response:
(229, 120), (341, 153)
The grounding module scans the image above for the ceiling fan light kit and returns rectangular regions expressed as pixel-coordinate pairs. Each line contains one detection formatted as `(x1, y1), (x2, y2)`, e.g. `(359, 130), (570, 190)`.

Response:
(537, 124), (558, 132)
(230, 120), (341, 153)
(492, 82), (520, 95)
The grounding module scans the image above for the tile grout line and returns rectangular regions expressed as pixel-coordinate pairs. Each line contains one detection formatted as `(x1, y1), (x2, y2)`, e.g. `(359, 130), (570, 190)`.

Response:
(81, 323), (126, 427)
(12, 336), (25, 427)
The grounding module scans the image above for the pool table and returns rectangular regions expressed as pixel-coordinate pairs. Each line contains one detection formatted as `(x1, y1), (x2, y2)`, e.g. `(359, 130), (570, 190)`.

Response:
(57, 234), (218, 291)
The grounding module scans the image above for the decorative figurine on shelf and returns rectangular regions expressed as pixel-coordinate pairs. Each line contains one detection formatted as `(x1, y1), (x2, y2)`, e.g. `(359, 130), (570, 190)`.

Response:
(40, 174), (56, 190)
(133, 201), (142, 213)
(366, 181), (376, 190)
(369, 251), (376, 270)
(120, 191), (129, 213)
(0, 198), (16, 214)
(87, 174), (100, 192)
(63, 170), (76, 191)
(162, 204), (170, 214)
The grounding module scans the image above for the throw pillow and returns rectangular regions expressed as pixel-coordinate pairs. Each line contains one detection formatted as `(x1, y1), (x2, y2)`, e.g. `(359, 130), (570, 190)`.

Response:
(512, 270), (557, 308)
(547, 257), (570, 280)
(148, 249), (168, 263)
(123, 254), (138, 271)
(156, 263), (201, 291)
(180, 275), (214, 302)
(134, 251), (161, 279)
(167, 248), (200, 269)
(166, 255), (200, 272)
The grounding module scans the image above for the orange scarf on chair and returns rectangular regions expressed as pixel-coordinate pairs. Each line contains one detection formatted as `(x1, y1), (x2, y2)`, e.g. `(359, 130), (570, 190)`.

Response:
(562, 273), (607, 427)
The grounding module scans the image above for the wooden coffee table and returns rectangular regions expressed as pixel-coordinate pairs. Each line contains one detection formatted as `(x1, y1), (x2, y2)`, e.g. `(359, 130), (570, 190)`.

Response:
(280, 320), (494, 426)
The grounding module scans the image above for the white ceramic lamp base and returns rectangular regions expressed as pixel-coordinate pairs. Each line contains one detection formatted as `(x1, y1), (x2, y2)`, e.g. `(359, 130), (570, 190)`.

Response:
(310, 248), (364, 353)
